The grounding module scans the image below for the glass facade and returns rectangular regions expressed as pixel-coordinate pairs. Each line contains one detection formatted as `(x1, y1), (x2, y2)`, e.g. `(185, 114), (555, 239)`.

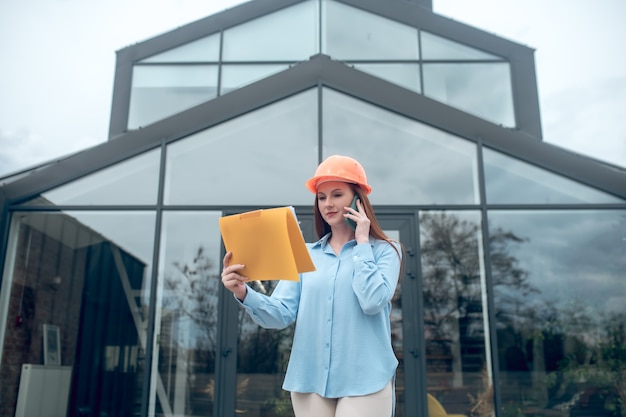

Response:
(129, 65), (220, 130)
(163, 89), (318, 206)
(420, 211), (491, 415)
(322, 1), (420, 60)
(322, 89), (480, 205)
(3, 85), (624, 417)
(222, 1), (318, 61)
(423, 62), (514, 126)
(38, 149), (162, 206)
(1, 1), (625, 417)
(154, 211), (223, 416)
(490, 210), (626, 417)
(0, 211), (154, 416)
(483, 148), (623, 204)
(128, 0), (515, 130)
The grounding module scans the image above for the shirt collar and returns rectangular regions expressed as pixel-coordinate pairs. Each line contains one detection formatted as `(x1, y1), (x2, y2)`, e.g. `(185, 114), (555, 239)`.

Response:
(311, 233), (376, 249)
(311, 233), (331, 249)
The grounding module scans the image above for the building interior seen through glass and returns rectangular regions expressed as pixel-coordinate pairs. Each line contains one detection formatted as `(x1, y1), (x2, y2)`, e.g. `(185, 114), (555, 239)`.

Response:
(1, 211), (154, 416)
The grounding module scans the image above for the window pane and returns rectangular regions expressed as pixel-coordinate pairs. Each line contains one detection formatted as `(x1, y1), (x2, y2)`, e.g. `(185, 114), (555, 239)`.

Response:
(153, 211), (222, 416)
(322, 88), (479, 205)
(483, 148), (624, 204)
(421, 31), (500, 60)
(323, 1), (419, 60)
(128, 65), (218, 129)
(221, 64), (290, 94)
(164, 89), (318, 205)
(235, 278), (295, 417)
(140, 34), (220, 63)
(489, 210), (626, 417)
(222, 1), (317, 61)
(352, 63), (421, 93)
(423, 63), (515, 127)
(1, 211), (155, 417)
(66, 211), (156, 267)
(31, 148), (161, 206)
(420, 211), (492, 416)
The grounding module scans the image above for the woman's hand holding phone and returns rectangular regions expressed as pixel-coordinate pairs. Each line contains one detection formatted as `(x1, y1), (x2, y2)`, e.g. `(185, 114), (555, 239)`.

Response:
(345, 195), (358, 230)
(345, 196), (371, 244)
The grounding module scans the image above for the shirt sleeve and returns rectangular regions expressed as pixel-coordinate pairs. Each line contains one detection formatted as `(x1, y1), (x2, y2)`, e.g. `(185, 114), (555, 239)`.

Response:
(238, 279), (302, 329)
(351, 240), (402, 315)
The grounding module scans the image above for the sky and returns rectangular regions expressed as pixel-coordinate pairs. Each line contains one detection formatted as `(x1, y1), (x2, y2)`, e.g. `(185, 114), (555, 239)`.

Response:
(1, 0), (625, 178)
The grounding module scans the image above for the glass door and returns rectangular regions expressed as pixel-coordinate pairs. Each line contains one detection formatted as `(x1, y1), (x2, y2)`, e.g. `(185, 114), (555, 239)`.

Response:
(379, 215), (424, 417)
(231, 213), (422, 417)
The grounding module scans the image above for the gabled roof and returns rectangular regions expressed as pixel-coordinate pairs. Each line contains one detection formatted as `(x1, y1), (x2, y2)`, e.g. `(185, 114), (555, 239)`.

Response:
(108, 0), (543, 139)
(2, 54), (625, 204)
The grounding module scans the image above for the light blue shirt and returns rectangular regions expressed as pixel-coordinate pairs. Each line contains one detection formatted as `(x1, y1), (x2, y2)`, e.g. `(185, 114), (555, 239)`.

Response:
(240, 234), (401, 398)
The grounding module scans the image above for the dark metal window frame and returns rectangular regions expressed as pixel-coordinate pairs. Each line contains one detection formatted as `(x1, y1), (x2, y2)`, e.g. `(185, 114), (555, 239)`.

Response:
(108, 0), (542, 139)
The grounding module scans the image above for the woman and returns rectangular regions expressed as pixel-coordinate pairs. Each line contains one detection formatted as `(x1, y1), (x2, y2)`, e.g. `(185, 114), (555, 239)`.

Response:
(221, 155), (403, 417)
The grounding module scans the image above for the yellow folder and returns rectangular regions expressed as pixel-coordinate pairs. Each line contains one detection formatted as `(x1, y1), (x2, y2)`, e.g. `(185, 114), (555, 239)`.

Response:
(219, 206), (316, 281)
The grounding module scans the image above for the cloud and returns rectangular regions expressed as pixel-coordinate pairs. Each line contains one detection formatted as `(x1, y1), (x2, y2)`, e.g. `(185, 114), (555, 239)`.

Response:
(0, 128), (101, 175)
(542, 75), (626, 167)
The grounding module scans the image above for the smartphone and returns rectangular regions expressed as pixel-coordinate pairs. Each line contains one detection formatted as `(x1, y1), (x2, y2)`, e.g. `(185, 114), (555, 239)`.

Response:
(345, 195), (358, 230)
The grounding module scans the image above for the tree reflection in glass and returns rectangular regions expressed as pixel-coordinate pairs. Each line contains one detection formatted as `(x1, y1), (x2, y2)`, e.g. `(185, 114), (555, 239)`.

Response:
(420, 211), (492, 415)
(420, 211), (533, 416)
(236, 280), (295, 416)
(159, 245), (220, 416)
(491, 210), (626, 417)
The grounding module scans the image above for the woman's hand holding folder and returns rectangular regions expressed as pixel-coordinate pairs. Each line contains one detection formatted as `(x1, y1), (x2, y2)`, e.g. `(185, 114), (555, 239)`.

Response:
(221, 251), (248, 301)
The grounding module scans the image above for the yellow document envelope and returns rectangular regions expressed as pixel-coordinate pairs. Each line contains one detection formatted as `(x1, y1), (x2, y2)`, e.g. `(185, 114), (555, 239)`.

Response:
(219, 207), (316, 281)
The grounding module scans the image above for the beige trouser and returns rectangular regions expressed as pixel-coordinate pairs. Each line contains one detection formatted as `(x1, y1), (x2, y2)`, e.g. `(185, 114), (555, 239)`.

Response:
(290, 380), (393, 417)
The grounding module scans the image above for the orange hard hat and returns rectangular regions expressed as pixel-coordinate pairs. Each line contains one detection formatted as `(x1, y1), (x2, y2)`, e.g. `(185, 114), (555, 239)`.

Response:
(305, 155), (372, 194)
